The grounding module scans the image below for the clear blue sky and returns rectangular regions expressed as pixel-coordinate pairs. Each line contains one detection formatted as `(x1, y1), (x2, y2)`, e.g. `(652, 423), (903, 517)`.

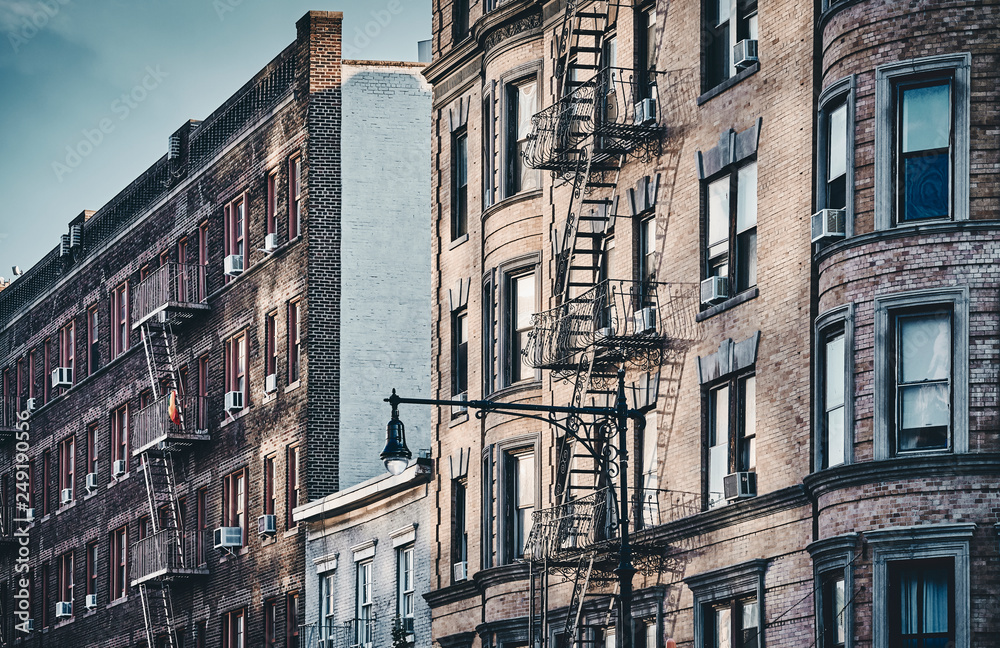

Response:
(0, 0), (431, 280)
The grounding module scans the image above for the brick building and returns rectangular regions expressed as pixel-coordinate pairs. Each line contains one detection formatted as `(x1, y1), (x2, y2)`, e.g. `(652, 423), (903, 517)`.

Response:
(421, 0), (998, 647)
(295, 457), (433, 648)
(0, 11), (431, 648)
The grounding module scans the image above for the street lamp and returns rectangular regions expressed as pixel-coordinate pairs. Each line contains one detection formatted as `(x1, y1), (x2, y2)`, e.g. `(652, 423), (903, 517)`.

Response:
(384, 368), (644, 648)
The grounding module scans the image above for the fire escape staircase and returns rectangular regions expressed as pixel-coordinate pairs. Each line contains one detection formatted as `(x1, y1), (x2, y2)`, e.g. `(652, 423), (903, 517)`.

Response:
(132, 263), (210, 648)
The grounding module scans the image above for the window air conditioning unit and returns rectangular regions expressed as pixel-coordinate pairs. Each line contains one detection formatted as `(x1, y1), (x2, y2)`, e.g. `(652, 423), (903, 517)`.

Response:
(264, 233), (279, 252)
(225, 390), (244, 411)
(85, 594), (98, 610)
(700, 276), (729, 306)
(60, 488), (73, 505)
(811, 208), (846, 243)
(26, 397), (36, 412)
(451, 392), (468, 417)
(633, 307), (656, 334)
(22, 619), (34, 631)
(55, 601), (72, 618)
(265, 373), (277, 394)
(453, 561), (467, 582)
(51, 367), (72, 388)
(733, 39), (759, 70)
(723, 471), (757, 501)
(257, 514), (277, 536)
(223, 254), (244, 277)
(112, 460), (127, 477)
(23, 508), (35, 522)
(634, 97), (657, 126)
(86, 472), (99, 491)
(214, 526), (243, 549)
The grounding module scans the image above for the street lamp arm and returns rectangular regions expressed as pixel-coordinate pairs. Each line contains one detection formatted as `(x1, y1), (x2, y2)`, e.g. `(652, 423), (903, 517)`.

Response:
(385, 391), (619, 418)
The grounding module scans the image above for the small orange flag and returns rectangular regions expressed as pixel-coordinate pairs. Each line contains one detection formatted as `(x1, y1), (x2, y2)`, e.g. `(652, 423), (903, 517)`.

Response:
(167, 390), (181, 426)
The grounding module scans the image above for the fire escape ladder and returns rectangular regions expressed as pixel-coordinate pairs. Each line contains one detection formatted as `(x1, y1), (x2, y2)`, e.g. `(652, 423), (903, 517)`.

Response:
(140, 320), (180, 401)
(561, 551), (596, 646)
(138, 581), (178, 648)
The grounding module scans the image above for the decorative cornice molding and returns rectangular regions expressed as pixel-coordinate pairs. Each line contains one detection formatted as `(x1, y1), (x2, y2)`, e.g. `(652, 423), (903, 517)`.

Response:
(423, 579), (481, 609)
(483, 13), (543, 53)
(804, 453), (1000, 499)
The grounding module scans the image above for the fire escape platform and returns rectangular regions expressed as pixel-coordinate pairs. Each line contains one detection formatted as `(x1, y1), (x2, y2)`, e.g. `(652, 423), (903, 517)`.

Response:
(131, 394), (210, 456)
(131, 530), (208, 586)
(131, 262), (210, 330)
(132, 302), (210, 330)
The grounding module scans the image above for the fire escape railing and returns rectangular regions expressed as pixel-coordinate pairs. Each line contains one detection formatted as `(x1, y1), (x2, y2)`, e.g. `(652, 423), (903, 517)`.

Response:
(523, 67), (664, 173)
(526, 280), (698, 370)
(131, 529), (206, 584)
(132, 262), (208, 327)
(342, 616), (377, 648)
(131, 394), (209, 455)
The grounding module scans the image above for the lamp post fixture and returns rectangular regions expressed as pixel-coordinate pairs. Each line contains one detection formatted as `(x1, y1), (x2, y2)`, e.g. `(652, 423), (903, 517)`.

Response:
(383, 368), (644, 648)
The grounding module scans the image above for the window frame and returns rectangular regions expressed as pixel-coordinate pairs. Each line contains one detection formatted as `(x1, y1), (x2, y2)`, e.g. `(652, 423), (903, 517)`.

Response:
(703, 370), (756, 509)
(288, 299), (302, 384)
(503, 69), (542, 199)
(702, 159), (758, 297)
(111, 282), (129, 359)
(57, 550), (74, 608)
(451, 127), (469, 241)
(452, 0), (470, 42)
(109, 525), (127, 601)
(686, 559), (767, 648)
(286, 445), (300, 529)
(263, 598), (277, 648)
(58, 435), (74, 504)
(867, 523), (973, 648)
(224, 330), (248, 409)
(222, 607), (246, 648)
(452, 308), (468, 398)
(814, 305), (854, 471)
(289, 154), (302, 239)
(356, 559), (374, 647)
(224, 193), (248, 281)
(396, 544), (415, 630)
(808, 533), (858, 648)
(452, 478), (468, 581)
(816, 76), (856, 230)
(263, 454), (275, 516)
(874, 53), (970, 229)
(265, 311), (277, 383)
(85, 540), (98, 598)
(499, 437), (539, 564)
(198, 221), (209, 300)
(701, 0), (758, 93)
(501, 260), (539, 387)
(87, 304), (100, 376)
(872, 288), (968, 460)
(222, 468), (248, 545)
(266, 170), (277, 237)
(286, 591), (300, 648)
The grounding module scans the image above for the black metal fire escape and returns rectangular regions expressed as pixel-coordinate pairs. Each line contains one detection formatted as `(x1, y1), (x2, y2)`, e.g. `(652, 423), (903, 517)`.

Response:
(519, 2), (700, 645)
(132, 262), (210, 648)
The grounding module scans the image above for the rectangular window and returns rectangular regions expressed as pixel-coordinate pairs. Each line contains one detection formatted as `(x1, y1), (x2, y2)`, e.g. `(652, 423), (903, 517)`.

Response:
(452, 479), (468, 580)
(111, 282), (129, 358)
(826, 101), (848, 210)
(58, 321), (74, 387)
(705, 597), (759, 648)
(481, 449), (493, 568)
(639, 410), (659, 528)
(198, 355), (209, 430)
(286, 446), (299, 529)
(322, 574), (336, 640)
(265, 311), (277, 382)
(40, 563), (49, 627)
(506, 78), (539, 196)
(452, 309), (468, 397)
(109, 526), (127, 601)
(506, 271), (536, 385)
(263, 455), (275, 516)
(821, 329), (847, 468)
(222, 468), (247, 545)
(483, 278), (498, 394)
(482, 86), (496, 209)
(196, 487), (208, 565)
(356, 560), (374, 647)
(222, 608), (246, 648)
(266, 171), (277, 237)
(503, 449), (534, 562)
(888, 558), (954, 648)
(704, 161), (757, 294)
(397, 545), (415, 631)
(702, 0), (758, 91)
(224, 194), (247, 281)
(706, 373), (756, 508)
(27, 349), (35, 402)
(638, 7), (658, 99)
(224, 331), (248, 408)
(453, 0), (469, 41)
(892, 311), (952, 453)
(111, 405), (128, 474)
(85, 541), (98, 598)
(289, 155), (302, 238)
(288, 300), (301, 384)
(452, 128), (468, 240)
(198, 221), (209, 300)
(43, 340), (50, 403)
(639, 216), (656, 288)
(87, 305), (100, 375)
(286, 591), (300, 648)
(58, 436), (74, 504)
(42, 449), (51, 516)
(159, 249), (170, 267)
(895, 80), (951, 222)
(57, 551), (73, 607)
(821, 572), (846, 648)
(263, 598), (277, 648)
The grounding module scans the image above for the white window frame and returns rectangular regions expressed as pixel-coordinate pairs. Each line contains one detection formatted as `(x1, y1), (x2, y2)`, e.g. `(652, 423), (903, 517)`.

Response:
(874, 53), (971, 230)
(868, 523), (973, 648)
(814, 304), (854, 470)
(396, 544), (415, 633)
(873, 287), (968, 461)
(815, 75), (856, 232)
(498, 434), (540, 565)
